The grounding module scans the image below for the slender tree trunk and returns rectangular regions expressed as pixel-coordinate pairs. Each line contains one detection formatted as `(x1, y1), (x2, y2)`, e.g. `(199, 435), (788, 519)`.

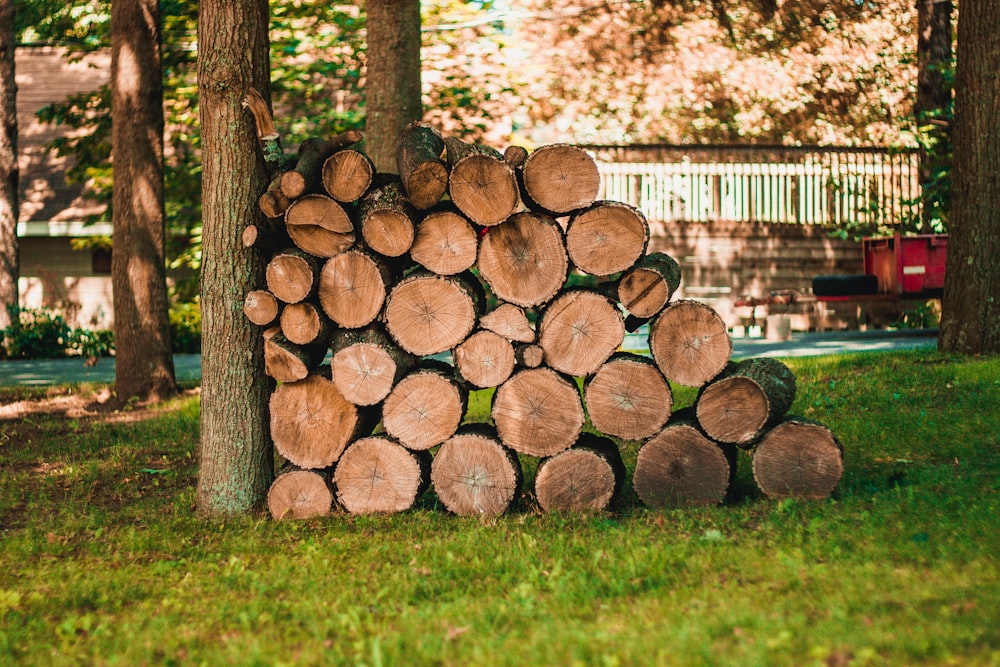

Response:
(915, 0), (953, 232)
(939, 0), (1000, 355)
(365, 0), (422, 173)
(0, 2), (18, 330)
(197, 0), (275, 515)
(111, 0), (176, 400)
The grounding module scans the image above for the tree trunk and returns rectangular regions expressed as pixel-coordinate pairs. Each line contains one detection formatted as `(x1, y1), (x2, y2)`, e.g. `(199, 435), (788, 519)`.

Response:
(334, 436), (431, 514)
(538, 289), (625, 377)
(197, 0), (274, 516)
(534, 432), (625, 513)
(410, 207), (478, 275)
(280, 300), (331, 346)
(649, 299), (732, 387)
(322, 146), (374, 203)
(752, 416), (843, 500)
(283, 194), (354, 258)
(430, 426), (523, 517)
(242, 289), (281, 327)
(384, 271), (484, 355)
(331, 323), (416, 405)
(617, 252), (681, 319)
(318, 248), (394, 329)
(454, 329), (516, 388)
(939, 0), (1000, 354)
(365, 0), (422, 173)
(521, 143), (601, 214)
(584, 352), (673, 441)
(696, 357), (796, 447)
(477, 211), (568, 307)
(267, 467), (333, 520)
(266, 247), (320, 304)
(0, 0), (17, 330)
(111, 0), (177, 402)
(565, 201), (649, 276)
(382, 360), (468, 450)
(915, 0), (953, 232)
(492, 367), (585, 457)
(395, 121), (448, 209)
(358, 175), (416, 257)
(445, 137), (519, 227)
(480, 302), (536, 343)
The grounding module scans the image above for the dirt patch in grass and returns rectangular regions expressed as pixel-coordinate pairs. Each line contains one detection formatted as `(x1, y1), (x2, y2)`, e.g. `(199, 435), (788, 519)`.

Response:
(0, 386), (200, 422)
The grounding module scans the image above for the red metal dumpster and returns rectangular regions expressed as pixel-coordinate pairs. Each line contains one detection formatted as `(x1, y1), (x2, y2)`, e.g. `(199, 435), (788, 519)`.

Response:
(863, 233), (948, 295)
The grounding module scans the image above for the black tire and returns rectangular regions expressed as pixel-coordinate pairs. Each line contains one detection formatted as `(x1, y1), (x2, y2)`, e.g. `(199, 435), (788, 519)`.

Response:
(811, 274), (879, 297)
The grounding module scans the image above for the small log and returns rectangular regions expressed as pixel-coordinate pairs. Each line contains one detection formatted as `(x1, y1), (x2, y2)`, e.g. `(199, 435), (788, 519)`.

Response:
(430, 426), (523, 517)
(492, 367), (585, 457)
(534, 433), (625, 513)
(618, 252), (682, 319)
(565, 201), (649, 276)
(322, 147), (375, 202)
(269, 372), (378, 469)
(395, 121), (448, 209)
(384, 271), (485, 356)
(477, 211), (568, 308)
(243, 289), (281, 327)
(696, 358), (797, 447)
(584, 352), (672, 441)
(649, 299), (732, 387)
(752, 416), (844, 500)
(334, 436), (431, 514)
(514, 343), (545, 368)
(263, 330), (326, 383)
(521, 143), (600, 214)
(358, 176), (417, 257)
(259, 173), (292, 218)
(280, 300), (332, 347)
(410, 207), (479, 275)
(503, 145), (529, 169)
(454, 330), (516, 389)
(284, 193), (355, 259)
(266, 247), (320, 304)
(267, 467), (333, 520)
(445, 137), (519, 227)
(538, 289), (625, 377)
(331, 324), (416, 406)
(242, 218), (292, 251)
(282, 132), (366, 199)
(382, 360), (468, 450)
(318, 248), (395, 329)
(480, 303), (535, 343)
(242, 88), (288, 175)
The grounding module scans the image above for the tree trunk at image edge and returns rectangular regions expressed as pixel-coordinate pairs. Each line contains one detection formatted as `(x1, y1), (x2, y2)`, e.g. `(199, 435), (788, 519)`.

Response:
(915, 0), (953, 232)
(939, 0), (1000, 355)
(111, 0), (177, 400)
(365, 0), (422, 174)
(0, 1), (18, 330)
(197, 0), (274, 515)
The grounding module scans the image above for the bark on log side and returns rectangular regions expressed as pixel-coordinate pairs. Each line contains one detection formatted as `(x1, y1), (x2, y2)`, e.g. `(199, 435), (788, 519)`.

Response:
(243, 88), (288, 175)
(384, 271), (485, 356)
(318, 248), (394, 329)
(454, 329), (516, 388)
(358, 176), (417, 257)
(259, 173), (291, 218)
(267, 467), (334, 520)
(584, 352), (673, 441)
(480, 303), (535, 343)
(538, 289), (625, 377)
(284, 193), (355, 259)
(266, 248), (320, 304)
(752, 416), (843, 500)
(565, 201), (649, 276)
(410, 207), (479, 275)
(649, 299), (732, 387)
(477, 211), (568, 308)
(243, 289), (281, 327)
(521, 143), (601, 214)
(514, 343), (545, 368)
(382, 360), (468, 450)
(445, 137), (519, 227)
(430, 426), (523, 517)
(492, 367), (585, 457)
(331, 324), (416, 406)
(395, 121), (448, 210)
(280, 300), (332, 346)
(322, 147), (375, 202)
(696, 357), (797, 447)
(263, 330), (326, 383)
(334, 436), (431, 514)
(242, 217), (292, 251)
(534, 432), (625, 513)
(618, 252), (682, 319)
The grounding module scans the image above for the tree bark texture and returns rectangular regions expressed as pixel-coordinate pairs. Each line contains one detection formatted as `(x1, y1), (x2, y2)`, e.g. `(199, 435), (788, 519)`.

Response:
(0, 0), (17, 329)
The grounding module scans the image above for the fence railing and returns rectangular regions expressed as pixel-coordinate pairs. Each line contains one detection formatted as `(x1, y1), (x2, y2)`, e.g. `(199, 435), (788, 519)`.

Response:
(583, 144), (921, 228)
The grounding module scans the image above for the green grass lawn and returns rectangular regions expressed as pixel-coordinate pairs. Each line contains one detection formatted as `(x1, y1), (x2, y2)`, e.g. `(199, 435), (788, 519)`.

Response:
(1, 349), (998, 666)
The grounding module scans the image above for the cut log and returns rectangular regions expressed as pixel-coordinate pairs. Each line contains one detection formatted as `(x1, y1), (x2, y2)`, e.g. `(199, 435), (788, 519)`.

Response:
(410, 207), (479, 275)
(358, 176), (416, 258)
(445, 137), (519, 227)
(331, 324), (416, 406)
(521, 143), (600, 214)
(279, 300), (331, 347)
(382, 360), (468, 450)
(242, 218), (292, 251)
(618, 252), (682, 319)
(454, 329), (516, 388)
(269, 372), (378, 469)
(752, 416), (843, 500)
(565, 201), (649, 276)
(492, 367), (585, 457)
(514, 343), (545, 368)
(322, 147), (375, 202)
(584, 352), (672, 441)
(696, 358), (797, 447)
(477, 211), (568, 308)
(266, 247), (320, 304)
(649, 299), (732, 387)
(267, 467), (333, 520)
(534, 432), (625, 513)
(430, 426), (523, 517)
(263, 330), (326, 383)
(480, 303), (535, 343)
(503, 145), (529, 169)
(538, 289), (625, 377)
(281, 132), (365, 199)
(395, 121), (448, 209)
(284, 193), (355, 258)
(259, 173), (292, 218)
(318, 248), (394, 329)
(632, 410), (736, 508)
(334, 436), (431, 514)
(384, 271), (485, 356)
(243, 289), (281, 327)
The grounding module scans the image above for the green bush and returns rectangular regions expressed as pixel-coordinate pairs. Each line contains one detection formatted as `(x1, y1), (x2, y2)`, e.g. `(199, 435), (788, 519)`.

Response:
(1, 306), (73, 359)
(169, 298), (201, 354)
(67, 327), (115, 360)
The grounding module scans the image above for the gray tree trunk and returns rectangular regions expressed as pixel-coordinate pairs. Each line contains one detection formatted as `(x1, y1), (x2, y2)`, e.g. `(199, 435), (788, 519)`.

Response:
(0, 2), (18, 329)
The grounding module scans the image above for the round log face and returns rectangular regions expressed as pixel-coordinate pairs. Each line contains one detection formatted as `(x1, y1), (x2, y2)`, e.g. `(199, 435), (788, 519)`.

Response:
(448, 155), (519, 226)
(266, 254), (315, 304)
(285, 194), (355, 258)
(405, 161), (449, 210)
(649, 300), (732, 387)
(431, 432), (521, 517)
(362, 210), (415, 257)
(477, 212), (568, 307)
(384, 275), (478, 356)
(618, 268), (670, 318)
(535, 448), (617, 512)
(752, 421), (843, 499)
(280, 302), (322, 346)
(332, 343), (398, 406)
(633, 424), (732, 508)
(585, 356), (672, 441)
(322, 149), (374, 202)
(696, 376), (770, 445)
(270, 374), (359, 469)
(522, 144), (601, 213)
(411, 210), (478, 275)
(454, 330), (516, 388)
(492, 368), (585, 457)
(383, 371), (464, 450)
(319, 251), (386, 329)
(334, 437), (426, 514)
(565, 202), (648, 276)
(539, 291), (625, 377)
(267, 469), (333, 520)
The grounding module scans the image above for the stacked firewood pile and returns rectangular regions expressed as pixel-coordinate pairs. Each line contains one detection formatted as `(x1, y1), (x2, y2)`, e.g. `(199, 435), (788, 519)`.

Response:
(242, 101), (843, 520)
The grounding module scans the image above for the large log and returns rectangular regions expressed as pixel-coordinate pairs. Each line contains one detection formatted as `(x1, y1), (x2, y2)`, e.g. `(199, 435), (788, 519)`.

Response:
(584, 352), (672, 441)
(477, 211), (568, 308)
(322, 146), (375, 203)
(357, 176), (416, 258)
(617, 252), (682, 319)
(480, 302), (535, 343)
(280, 300), (332, 347)
(334, 436), (431, 514)
(395, 121), (448, 210)
(696, 358), (796, 447)
(267, 467), (334, 520)
(565, 201), (649, 276)
(538, 289), (625, 377)
(243, 289), (281, 327)
(534, 433), (625, 513)
(453, 329), (516, 389)
(521, 143), (601, 214)
(265, 247), (320, 304)
(491, 367), (585, 457)
(284, 193), (355, 258)
(649, 299), (732, 387)
(382, 360), (468, 450)
(318, 248), (394, 329)
(410, 207), (479, 275)
(331, 324), (416, 406)
(445, 137), (519, 227)
(752, 416), (843, 500)
(263, 329), (326, 383)
(384, 271), (485, 356)
(430, 426), (523, 517)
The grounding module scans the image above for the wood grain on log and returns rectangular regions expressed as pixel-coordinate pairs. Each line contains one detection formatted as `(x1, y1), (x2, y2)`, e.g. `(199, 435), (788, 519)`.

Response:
(265, 247), (320, 304)
(318, 249), (392, 329)
(492, 367), (584, 457)
(565, 201), (649, 276)
(584, 352), (672, 441)
(334, 436), (431, 514)
(243, 289), (281, 327)
(534, 433), (625, 513)
(617, 252), (682, 319)
(322, 147), (375, 202)
(521, 143), (600, 214)
(284, 193), (355, 258)
(696, 357), (796, 447)
(396, 121), (448, 209)
(514, 343), (545, 368)
(358, 176), (416, 258)
(477, 211), (568, 308)
(538, 289), (625, 377)
(263, 329), (326, 383)
(384, 272), (484, 356)
(430, 427), (522, 517)
(267, 468), (333, 520)
(382, 361), (468, 450)
(454, 329), (516, 388)
(445, 138), (519, 227)
(410, 208), (479, 275)
(279, 300), (331, 346)
(480, 303), (536, 343)
(282, 132), (365, 199)
(331, 325), (416, 406)
(649, 299), (731, 387)
(752, 417), (843, 499)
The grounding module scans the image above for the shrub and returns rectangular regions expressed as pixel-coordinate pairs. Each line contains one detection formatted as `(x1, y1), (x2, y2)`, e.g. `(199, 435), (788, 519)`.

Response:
(169, 298), (201, 353)
(1, 307), (73, 359)
(68, 327), (115, 361)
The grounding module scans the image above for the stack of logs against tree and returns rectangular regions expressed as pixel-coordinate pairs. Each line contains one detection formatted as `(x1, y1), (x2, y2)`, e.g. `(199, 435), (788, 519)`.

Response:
(242, 94), (844, 520)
